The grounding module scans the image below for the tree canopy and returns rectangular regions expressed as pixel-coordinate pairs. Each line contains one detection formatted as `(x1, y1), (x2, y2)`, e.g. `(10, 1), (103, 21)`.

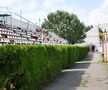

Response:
(42, 10), (90, 44)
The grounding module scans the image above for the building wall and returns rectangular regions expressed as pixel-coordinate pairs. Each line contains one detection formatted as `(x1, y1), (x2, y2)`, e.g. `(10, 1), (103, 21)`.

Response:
(84, 26), (101, 52)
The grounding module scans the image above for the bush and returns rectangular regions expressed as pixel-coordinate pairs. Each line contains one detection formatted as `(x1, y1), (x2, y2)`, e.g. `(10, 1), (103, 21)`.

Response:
(0, 45), (89, 90)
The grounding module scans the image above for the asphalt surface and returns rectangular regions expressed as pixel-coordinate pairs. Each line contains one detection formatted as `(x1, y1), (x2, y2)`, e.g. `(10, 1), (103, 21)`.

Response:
(43, 52), (108, 90)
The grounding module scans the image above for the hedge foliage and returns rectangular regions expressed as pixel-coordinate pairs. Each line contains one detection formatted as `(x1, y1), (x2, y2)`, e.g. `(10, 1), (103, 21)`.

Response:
(0, 45), (89, 90)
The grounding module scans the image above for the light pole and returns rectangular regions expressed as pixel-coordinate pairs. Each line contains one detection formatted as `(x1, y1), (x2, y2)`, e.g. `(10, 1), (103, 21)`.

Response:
(38, 19), (43, 44)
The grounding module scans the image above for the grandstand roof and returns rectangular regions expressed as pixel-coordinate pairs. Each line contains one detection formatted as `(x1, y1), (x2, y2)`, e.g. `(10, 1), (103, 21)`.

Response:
(0, 14), (11, 17)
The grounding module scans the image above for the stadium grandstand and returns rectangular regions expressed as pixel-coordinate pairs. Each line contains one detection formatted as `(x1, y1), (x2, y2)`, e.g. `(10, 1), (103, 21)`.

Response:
(0, 7), (68, 45)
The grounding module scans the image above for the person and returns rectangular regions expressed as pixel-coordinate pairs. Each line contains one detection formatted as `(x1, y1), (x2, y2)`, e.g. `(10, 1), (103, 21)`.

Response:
(91, 45), (95, 52)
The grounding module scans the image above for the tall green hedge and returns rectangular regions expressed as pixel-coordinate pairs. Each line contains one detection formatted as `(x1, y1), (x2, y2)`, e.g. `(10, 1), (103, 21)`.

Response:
(0, 45), (89, 90)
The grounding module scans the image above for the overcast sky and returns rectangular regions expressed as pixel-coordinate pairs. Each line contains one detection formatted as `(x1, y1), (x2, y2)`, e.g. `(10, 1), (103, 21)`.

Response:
(0, 0), (108, 26)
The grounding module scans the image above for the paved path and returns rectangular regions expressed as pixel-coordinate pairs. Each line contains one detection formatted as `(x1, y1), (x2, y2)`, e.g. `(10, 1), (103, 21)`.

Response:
(43, 52), (108, 90)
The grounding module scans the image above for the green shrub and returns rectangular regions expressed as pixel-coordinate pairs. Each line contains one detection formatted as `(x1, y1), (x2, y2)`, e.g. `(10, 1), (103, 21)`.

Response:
(0, 45), (89, 90)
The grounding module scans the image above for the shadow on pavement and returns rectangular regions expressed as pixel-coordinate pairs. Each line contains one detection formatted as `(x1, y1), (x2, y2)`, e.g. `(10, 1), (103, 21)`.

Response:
(43, 52), (95, 90)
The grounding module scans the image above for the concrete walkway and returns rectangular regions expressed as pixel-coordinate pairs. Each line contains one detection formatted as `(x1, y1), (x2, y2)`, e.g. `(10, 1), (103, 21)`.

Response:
(43, 52), (108, 90)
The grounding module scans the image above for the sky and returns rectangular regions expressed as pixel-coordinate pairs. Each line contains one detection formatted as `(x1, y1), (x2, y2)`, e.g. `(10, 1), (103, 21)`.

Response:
(0, 0), (108, 26)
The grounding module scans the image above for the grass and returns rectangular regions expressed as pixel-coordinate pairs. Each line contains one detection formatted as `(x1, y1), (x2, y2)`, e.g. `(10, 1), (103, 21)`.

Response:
(80, 75), (90, 87)
(80, 79), (89, 87)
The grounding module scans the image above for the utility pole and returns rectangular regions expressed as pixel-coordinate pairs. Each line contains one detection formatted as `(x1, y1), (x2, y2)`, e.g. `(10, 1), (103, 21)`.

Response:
(104, 30), (107, 62)
(105, 30), (108, 62)
(99, 31), (105, 62)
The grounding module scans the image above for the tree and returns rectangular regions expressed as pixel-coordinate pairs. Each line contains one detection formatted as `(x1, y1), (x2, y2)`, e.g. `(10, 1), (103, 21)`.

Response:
(42, 10), (90, 44)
